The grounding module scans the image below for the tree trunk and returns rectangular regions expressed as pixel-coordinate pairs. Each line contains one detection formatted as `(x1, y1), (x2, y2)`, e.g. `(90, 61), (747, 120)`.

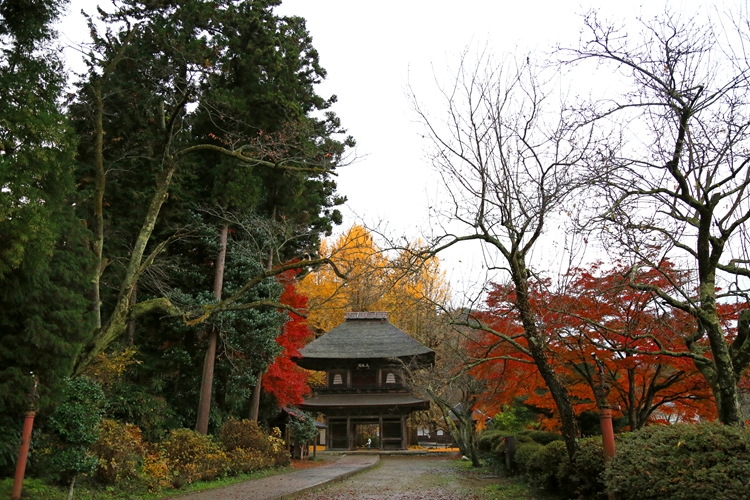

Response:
(127, 285), (137, 345)
(512, 257), (580, 458)
(695, 276), (744, 426)
(66, 474), (76, 500)
(249, 208), (276, 422)
(704, 321), (743, 425)
(249, 370), (262, 422)
(195, 224), (228, 434)
(195, 328), (217, 434)
(91, 83), (106, 331)
(74, 164), (177, 374)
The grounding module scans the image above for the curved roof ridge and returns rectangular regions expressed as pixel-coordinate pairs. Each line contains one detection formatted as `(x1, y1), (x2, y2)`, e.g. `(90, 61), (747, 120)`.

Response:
(297, 312), (434, 361)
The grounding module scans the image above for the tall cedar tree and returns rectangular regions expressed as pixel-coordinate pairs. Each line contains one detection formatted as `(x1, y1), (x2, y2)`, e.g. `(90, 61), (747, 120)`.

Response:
(0, 0), (95, 469)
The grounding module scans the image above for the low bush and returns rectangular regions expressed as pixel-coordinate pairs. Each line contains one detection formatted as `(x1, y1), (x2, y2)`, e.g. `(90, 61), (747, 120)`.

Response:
(218, 419), (289, 468)
(485, 429), (563, 474)
(605, 422), (750, 500)
(477, 430), (506, 452)
(139, 449), (171, 492)
(160, 428), (229, 484)
(558, 437), (606, 499)
(91, 419), (145, 484)
(509, 435), (608, 498)
(512, 441), (543, 478)
(268, 427), (291, 467)
(528, 440), (567, 489)
(517, 430), (563, 445)
(218, 419), (269, 452)
(227, 447), (272, 474)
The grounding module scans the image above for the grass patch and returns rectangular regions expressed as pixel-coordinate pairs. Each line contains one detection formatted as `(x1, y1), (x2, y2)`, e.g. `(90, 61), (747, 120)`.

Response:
(448, 459), (563, 500)
(480, 477), (564, 500)
(0, 478), (61, 500)
(0, 466), (291, 500)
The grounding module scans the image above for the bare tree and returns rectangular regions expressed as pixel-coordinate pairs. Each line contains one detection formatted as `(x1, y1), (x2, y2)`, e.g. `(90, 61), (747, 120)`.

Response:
(403, 320), (485, 467)
(410, 49), (601, 458)
(563, 9), (750, 425)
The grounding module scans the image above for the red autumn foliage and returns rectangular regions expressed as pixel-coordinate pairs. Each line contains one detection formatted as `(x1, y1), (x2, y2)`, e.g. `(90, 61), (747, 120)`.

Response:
(468, 260), (737, 431)
(262, 270), (314, 407)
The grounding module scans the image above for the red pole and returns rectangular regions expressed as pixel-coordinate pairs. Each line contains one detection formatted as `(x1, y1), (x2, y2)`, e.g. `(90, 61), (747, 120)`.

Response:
(599, 408), (616, 462)
(11, 411), (36, 500)
(592, 354), (616, 500)
(12, 373), (38, 500)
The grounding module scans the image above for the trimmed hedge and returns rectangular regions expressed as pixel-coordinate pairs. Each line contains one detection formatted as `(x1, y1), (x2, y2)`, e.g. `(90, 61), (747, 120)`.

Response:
(512, 436), (606, 498)
(477, 430), (506, 452)
(605, 422), (750, 500)
(517, 430), (563, 445)
(485, 422), (749, 500)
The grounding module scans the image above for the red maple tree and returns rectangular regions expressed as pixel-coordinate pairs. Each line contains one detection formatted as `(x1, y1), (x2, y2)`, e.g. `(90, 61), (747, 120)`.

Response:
(468, 260), (733, 431)
(262, 270), (314, 407)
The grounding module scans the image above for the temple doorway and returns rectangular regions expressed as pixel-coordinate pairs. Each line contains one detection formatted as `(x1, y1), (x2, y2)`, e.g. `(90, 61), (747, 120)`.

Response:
(354, 421), (379, 449)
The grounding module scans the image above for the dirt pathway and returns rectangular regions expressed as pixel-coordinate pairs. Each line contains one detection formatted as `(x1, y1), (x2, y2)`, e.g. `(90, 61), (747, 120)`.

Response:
(292, 455), (496, 500)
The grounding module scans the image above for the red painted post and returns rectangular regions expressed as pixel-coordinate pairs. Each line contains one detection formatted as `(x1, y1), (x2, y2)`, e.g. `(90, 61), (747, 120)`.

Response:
(599, 408), (616, 462)
(592, 354), (616, 500)
(11, 373), (38, 500)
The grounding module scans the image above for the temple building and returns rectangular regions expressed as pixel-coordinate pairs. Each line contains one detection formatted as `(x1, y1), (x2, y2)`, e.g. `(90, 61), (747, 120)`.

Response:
(293, 312), (434, 450)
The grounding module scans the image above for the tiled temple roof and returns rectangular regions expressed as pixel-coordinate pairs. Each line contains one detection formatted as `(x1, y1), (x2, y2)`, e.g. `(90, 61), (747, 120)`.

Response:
(296, 312), (434, 362)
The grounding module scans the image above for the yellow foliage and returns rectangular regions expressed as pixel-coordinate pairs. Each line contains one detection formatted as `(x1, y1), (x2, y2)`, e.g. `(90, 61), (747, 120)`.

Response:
(92, 419), (145, 484)
(161, 428), (229, 484)
(227, 447), (270, 474)
(140, 451), (170, 492)
(82, 347), (141, 388)
(298, 225), (451, 346)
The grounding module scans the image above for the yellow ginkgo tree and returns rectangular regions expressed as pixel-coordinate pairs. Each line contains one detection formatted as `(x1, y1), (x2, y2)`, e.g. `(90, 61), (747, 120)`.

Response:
(297, 225), (451, 344)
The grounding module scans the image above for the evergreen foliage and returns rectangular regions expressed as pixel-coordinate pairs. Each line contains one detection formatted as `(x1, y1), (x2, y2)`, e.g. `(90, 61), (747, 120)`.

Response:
(0, 0), (94, 469)
(605, 423), (750, 500)
(286, 410), (318, 444)
(43, 377), (107, 484)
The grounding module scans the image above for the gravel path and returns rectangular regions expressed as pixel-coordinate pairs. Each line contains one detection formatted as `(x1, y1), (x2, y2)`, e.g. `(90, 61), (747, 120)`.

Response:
(292, 455), (495, 500)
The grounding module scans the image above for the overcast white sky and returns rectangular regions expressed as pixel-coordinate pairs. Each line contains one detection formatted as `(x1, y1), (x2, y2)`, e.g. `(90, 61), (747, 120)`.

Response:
(59, 0), (719, 296)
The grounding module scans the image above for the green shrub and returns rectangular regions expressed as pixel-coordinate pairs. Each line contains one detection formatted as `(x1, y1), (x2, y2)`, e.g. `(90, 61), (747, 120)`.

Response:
(517, 430), (563, 445)
(509, 435), (608, 498)
(161, 428), (229, 484)
(287, 411), (318, 445)
(91, 419), (145, 484)
(43, 377), (107, 485)
(605, 422), (750, 500)
(531, 440), (567, 489)
(477, 430), (506, 452)
(558, 437), (607, 499)
(513, 441), (543, 478)
(488, 404), (537, 433)
(107, 381), (180, 442)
